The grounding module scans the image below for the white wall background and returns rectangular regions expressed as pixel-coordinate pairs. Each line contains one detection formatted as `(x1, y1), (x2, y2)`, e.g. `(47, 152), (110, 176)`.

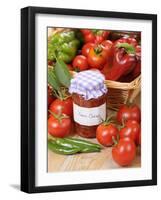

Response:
(0, 0), (160, 199)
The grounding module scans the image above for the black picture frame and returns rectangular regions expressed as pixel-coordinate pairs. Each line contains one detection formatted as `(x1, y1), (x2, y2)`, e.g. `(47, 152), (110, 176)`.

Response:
(21, 6), (157, 193)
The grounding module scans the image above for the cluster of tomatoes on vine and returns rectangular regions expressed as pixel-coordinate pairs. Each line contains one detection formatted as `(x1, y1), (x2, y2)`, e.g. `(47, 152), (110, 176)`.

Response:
(96, 104), (141, 166)
(67, 29), (113, 73)
(48, 86), (73, 138)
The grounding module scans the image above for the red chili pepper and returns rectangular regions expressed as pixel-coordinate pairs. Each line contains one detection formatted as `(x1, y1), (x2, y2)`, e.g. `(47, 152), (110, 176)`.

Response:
(106, 43), (137, 81)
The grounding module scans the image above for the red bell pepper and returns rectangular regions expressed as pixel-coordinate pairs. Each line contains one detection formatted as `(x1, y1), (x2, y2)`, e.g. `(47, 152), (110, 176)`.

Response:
(135, 44), (141, 59)
(113, 37), (138, 49)
(130, 45), (141, 79)
(106, 42), (137, 81)
(117, 45), (141, 82)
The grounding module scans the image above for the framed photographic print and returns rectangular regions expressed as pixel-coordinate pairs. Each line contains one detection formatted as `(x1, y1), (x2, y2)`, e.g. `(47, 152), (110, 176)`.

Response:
(21, 6), (157, 193)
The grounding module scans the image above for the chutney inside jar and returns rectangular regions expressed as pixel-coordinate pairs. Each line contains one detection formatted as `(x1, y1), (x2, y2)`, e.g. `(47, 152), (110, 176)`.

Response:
(69, 70), (108, 138)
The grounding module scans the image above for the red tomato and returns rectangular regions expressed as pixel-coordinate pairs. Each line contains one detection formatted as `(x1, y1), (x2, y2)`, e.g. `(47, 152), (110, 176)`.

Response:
(82, 43), (95, 57)
(88, 45), (107, 69)
(95, 35), (104, 44)
(49, 97), (73, 117)
(96, 123), (119, 146)
(117, 104), (141, 124)
(81, 29), (110, 44)
(102, 31), (110, 39)
(119, 120), (140, 144)
(84, 32), (95, 43)
(112, 137), (136, 166)
(72, 55), (89, 71)
(48, 96), (54, 106)
(80, 29), (91, 35)
(48, 115), (72, 138)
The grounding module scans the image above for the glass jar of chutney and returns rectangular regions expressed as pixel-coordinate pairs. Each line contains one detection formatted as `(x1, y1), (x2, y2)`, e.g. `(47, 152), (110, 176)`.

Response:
(69, 70), (108, 138)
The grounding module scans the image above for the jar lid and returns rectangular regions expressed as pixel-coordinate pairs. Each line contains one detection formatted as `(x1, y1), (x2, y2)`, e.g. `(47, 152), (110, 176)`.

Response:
(69, 70), (107, 100)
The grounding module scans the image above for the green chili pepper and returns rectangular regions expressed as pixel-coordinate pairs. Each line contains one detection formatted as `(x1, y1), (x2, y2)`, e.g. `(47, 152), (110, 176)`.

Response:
(54, 138), (81, 150)
(48, 140), (80, 155)
(48, 137), (102, 155)
(64, 137), (102, 149)
(54, 138), (100, 153)
(81, 147), (101, 153)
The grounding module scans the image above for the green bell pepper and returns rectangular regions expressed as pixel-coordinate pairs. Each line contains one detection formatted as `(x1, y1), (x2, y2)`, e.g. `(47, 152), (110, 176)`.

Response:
(48, 31), (80, 63)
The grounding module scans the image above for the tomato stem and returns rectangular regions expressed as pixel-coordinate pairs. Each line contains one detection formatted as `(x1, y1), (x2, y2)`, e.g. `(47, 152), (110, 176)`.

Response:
(48, 110), (69, 124)
(52, 87), (71, 101)
(94, 45), (103, 54)
(118, 118), (126, 130)
(126, 100), (134, 106)
(103, 114), (116, 126)
(112, 135), (119, 146)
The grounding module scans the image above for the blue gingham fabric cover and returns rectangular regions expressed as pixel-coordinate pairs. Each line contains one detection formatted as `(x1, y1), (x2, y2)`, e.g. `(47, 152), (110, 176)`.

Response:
(69, 70), (107, 100)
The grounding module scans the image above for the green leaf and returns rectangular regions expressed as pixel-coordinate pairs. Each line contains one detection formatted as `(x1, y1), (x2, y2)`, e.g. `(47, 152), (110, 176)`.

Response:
(55, 59), (72, 88)
(48, 68), (61, 91)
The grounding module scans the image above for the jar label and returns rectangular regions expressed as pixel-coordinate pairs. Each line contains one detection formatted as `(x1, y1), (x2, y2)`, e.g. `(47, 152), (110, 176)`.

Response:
(73, 103), (106, 126)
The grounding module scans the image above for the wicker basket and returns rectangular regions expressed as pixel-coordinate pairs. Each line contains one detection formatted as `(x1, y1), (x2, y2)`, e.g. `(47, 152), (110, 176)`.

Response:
(48, 28), (141, 111)
(105, 75), (141, 110)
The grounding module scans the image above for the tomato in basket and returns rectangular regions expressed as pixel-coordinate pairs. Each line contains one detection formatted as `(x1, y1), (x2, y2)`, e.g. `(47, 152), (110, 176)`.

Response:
(87, 44), (108, 69)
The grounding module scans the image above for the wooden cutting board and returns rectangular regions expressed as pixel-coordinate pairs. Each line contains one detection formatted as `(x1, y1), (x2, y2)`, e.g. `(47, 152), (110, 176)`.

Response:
(48, 94), (141, 172)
